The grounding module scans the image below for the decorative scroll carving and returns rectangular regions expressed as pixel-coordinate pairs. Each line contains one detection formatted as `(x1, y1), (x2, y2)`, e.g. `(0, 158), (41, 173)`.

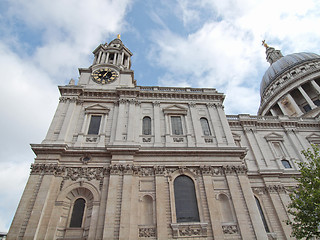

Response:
(31, 164), (65, 175)
(65, 167), (104, 181)
(143, 137), (152, 142)
(189, 102), (196, 108)
(152, 101), (160, 106)
(138, 167), (154, 177)
(222, 224), (238, 234)
(252, 187), (267, 195)
(204, 138), (213, 143)
(265, 185), (286, 193)
(139, 227), (156, 237)
(154, 165), (166, 175)
(223, 165), (247, 175)
(173, 137), (184, 142)
(171, 223), (207, 238)
(86, 137), (98, 142)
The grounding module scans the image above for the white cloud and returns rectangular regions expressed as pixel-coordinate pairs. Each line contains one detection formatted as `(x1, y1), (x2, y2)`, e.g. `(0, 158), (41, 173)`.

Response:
(149, 0), (320, 114)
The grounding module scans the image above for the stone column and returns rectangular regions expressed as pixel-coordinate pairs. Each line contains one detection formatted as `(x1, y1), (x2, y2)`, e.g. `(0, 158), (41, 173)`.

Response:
(311, 80), (320, 94)
(127, 100), (136, 142)
(119, 170), (134, 239)
(97, 51), (102, 64)
(238, 174), (268, 240)
(95, 176), (109, 239)
(298, 86), (317, 109)
(155, 167), (169, 239)
(189, 102), (203, 146)
(103, 171), (121, 239)
(34, 176), (62, 239)
(184, 113), (193, 147)
(207, 103), (223, 146)
(153, 101), (161, 146)
(57, 97), (77, 143)
(43, 98), (67, 143)
(115, 99), (126, 143)
(243, 127), (267, 169)
(7, 174), (42, 239)
(23, 174), (56, 239)
(270, 108), (277, 116)
(101, 52), (106, 64)
(88, 202), (100, 240)
(266, 186), (292, 239)
(216, 103), (235, 145)
(129, 174), (139, 240)
(202, 172), (224, 240)
(286, 93), (303, 115)
(284, 128), (304, 162)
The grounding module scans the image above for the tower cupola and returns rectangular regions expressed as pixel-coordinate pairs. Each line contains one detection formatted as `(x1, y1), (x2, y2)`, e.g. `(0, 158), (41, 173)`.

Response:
(92, 35), (132, 70)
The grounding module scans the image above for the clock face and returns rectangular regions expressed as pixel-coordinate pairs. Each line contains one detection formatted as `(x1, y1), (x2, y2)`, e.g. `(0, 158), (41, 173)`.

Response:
(92, 68), (119, 84)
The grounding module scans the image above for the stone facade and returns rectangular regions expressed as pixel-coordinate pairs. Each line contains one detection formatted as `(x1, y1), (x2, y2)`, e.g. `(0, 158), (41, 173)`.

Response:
(7, 38), (320, 239)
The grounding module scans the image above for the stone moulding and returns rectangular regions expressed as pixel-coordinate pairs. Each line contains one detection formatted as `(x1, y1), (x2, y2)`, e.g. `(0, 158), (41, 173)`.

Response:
(171, 222), (208, 238)
(30, 163), (248, 178)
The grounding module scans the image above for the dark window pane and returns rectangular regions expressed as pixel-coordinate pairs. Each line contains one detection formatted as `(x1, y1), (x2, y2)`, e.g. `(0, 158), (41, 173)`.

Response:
(200, 118), (211, 136)
(174, 175), (200, 223)
(281, 160), (292, 168)
(314, 99), (320, 106)
(303, 104), (311, 112)
(143, 116), (151, 135)
(88, 116), (101, 135)
(255, 196), (269, 232)
(70, 198), (86, 228)
(171, 116), (183, 135)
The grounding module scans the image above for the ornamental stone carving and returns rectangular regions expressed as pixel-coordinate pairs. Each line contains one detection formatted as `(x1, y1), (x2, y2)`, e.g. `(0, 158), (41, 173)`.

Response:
(222, 224), (238, 234)
(139, 227), (156, 237)
(171, 223), (207, 238)
(223, 165), (247, 175)
(138, 167), (154, 177)
(65, 167), (104, 181)
(265, 185), (286, 193)
(154, 165), (166, 175)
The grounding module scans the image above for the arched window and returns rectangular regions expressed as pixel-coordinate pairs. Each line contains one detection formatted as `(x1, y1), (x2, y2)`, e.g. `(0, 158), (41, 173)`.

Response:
(142, 116), (151, 135)
(174, 175), (200, 223)
(200, 118), (211, 136)
(255, 196), (270, 233)
(281, 160), (292, 168)
(69, 198), (86, 228)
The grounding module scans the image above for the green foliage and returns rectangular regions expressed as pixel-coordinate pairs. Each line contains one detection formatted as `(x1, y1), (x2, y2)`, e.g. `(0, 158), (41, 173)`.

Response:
(286, 145), (320, 239)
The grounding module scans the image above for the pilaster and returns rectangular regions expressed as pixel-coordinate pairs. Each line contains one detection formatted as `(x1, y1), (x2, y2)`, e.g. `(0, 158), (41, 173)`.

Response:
(155, 167), (169, 239)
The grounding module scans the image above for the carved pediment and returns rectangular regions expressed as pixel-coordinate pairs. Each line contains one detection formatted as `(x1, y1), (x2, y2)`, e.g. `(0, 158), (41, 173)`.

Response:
(264, 132), (283, 141)
(163, 105), (188, 115)
(306, 133), (320, 144)
(85, 104), (110, 114)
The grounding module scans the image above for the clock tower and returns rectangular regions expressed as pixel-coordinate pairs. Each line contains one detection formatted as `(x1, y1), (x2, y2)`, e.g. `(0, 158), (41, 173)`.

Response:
(78, 36), (135, 89)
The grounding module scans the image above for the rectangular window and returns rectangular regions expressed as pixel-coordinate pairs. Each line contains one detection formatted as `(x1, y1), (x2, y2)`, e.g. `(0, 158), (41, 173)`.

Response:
(88, 115), (102, 135)
(171, 116), (183, 135)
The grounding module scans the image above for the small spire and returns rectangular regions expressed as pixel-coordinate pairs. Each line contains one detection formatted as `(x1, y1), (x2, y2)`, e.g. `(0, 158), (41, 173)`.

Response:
(262, 40), (269, 48)
(262, 41), (283, 65)
(117, 34), (121, 39)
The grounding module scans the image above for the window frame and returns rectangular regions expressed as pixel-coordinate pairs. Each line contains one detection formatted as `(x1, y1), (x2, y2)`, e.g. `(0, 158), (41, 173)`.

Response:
(142, 116), (152, 135)
(87, 115), (102, 135)
(200, 117), (211, 136)
(170, 116), (184, 136)
(69, 197), (87, 228)
(168, 170), (203, 224)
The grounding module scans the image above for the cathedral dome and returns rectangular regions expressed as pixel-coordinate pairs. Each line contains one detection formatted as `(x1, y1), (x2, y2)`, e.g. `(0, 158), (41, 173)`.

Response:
(260, 52), (320, 96)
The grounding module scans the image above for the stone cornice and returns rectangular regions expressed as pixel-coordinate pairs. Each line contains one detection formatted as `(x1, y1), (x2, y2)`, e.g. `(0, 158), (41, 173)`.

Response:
(227, 114), (320, 129)
(31, 144), (247, 159)
(58, 85), (225, 102)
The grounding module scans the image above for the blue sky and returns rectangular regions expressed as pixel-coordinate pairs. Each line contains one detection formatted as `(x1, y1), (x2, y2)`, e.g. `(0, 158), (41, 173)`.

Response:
(0, 0), (320, 232)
